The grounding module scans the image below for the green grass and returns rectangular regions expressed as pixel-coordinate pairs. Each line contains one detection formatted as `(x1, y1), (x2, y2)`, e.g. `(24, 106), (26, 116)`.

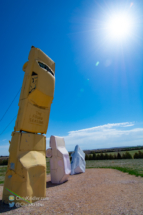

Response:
(0, 166), (7, 185)
(46, 157), (50, 174)
(0, 158), (142, 185)
(86, 159), (143, 177)
(0, 166), (7, 173)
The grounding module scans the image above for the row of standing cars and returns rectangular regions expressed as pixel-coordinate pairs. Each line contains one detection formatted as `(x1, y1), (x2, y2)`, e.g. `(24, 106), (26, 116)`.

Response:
(46, 136), (86, 184)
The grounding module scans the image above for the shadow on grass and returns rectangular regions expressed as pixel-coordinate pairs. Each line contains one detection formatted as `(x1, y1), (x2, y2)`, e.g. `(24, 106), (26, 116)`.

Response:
(86, 166), (143, 177)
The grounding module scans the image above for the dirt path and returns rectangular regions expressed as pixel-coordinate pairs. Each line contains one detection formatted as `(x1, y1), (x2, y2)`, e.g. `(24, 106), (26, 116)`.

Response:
(0, 169), (143, 215)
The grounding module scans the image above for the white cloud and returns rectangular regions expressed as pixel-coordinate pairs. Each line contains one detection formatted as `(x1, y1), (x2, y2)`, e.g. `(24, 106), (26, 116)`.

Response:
(62, 122), (143, 151)
(68, 122), (134, 135)
(1, 122), (142, 155)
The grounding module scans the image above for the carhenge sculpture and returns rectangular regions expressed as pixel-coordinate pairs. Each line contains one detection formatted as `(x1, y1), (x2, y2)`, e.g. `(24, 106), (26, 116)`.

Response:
(2, 46), (55, 204)
(71, 145), (86, 175)
(46, 136), (71, 184)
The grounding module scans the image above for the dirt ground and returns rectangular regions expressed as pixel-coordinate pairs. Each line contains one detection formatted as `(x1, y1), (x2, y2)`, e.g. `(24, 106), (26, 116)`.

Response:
(0, 169), (143, 215)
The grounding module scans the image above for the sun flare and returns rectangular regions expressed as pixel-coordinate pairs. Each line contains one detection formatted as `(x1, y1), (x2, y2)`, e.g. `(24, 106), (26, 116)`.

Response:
(106, 13), (133, 40)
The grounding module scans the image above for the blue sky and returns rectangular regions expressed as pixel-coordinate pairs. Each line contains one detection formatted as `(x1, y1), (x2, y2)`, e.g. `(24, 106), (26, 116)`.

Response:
(0, 0), (143, 155)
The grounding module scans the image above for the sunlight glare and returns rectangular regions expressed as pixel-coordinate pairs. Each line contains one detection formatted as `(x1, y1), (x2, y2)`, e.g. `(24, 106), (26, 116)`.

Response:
(107, 13), (133, 40)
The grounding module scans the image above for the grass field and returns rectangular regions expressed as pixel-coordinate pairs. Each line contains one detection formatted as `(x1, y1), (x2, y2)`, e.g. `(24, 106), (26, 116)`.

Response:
(0, 158), (142, 185)
(86, 159), (143, 177)
(0, 166), (7, 185)
(46, 157), (50, 174)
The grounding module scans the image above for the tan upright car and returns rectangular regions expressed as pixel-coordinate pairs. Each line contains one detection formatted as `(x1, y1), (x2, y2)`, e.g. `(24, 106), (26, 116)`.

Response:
(2, 46), (55, 205)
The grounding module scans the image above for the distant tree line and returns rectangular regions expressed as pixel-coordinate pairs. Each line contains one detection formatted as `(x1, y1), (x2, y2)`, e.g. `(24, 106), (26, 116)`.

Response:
(1, 151), (143, 166)
(84, 146), (143, 154)
(133, 151), (143, 159)
(0, 159), (8, 166)
(85, 151), (143, 160)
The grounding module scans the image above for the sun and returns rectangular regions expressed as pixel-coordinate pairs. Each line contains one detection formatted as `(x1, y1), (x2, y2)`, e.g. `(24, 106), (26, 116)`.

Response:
(106, 13), (133, 40)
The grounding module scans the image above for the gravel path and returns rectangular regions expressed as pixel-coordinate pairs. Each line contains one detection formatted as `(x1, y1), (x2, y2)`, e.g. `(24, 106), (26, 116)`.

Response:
(0, 169), (143, 215)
